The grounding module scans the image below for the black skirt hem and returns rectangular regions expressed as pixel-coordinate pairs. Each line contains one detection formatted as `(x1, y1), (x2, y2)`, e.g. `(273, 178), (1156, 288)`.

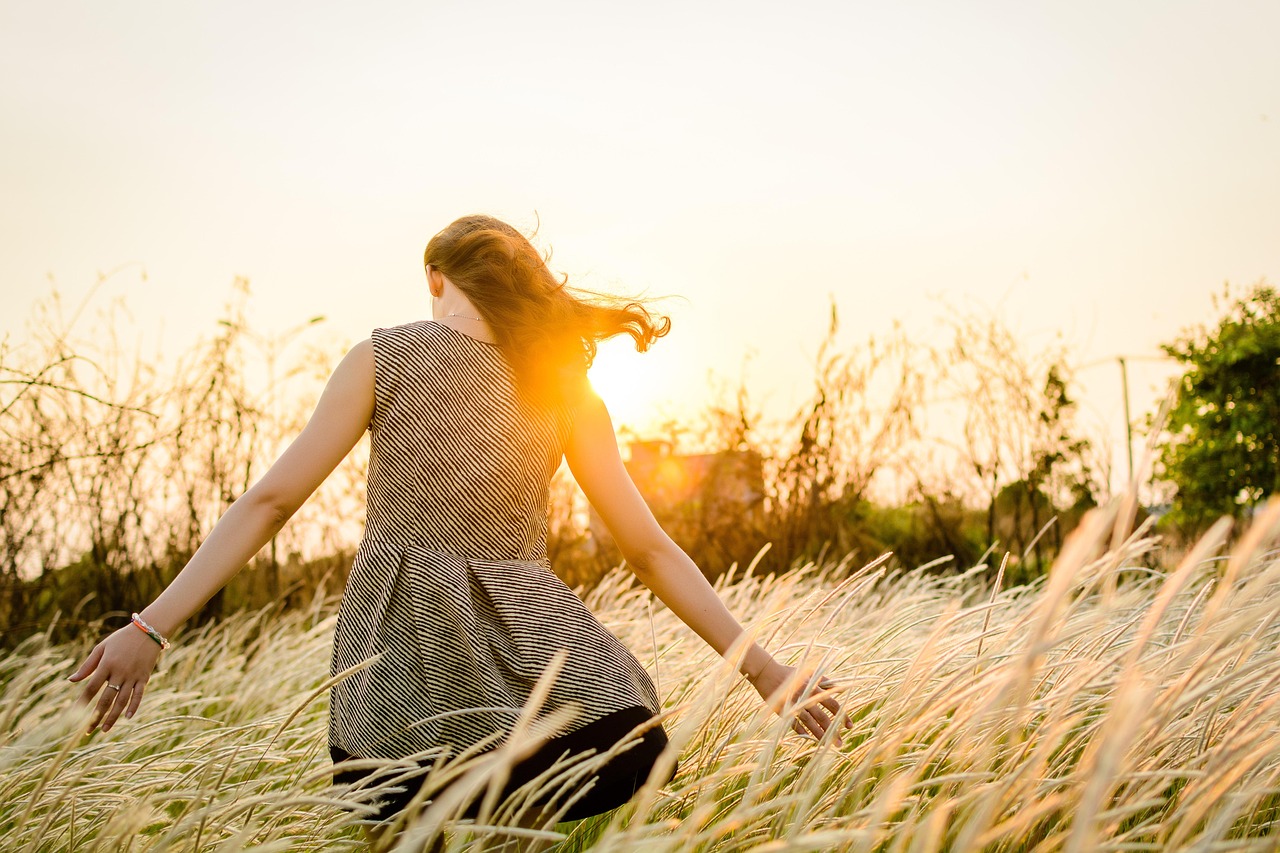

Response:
(330, 705), (676, 823)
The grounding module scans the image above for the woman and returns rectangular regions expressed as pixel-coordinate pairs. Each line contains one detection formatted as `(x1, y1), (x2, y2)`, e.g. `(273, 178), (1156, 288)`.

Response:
(68, 215), (847, 842)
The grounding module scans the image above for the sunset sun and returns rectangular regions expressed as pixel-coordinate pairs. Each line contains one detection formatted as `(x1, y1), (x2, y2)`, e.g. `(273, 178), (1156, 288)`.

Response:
(587, 336), (666, 430)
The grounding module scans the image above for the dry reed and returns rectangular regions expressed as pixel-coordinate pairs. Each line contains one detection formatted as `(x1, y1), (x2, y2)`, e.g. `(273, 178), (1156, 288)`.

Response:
(3, 500), (1280, 851)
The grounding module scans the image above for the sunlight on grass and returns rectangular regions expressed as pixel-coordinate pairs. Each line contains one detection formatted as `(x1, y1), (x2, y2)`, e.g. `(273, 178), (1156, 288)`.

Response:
(4, 499), (1280, 851)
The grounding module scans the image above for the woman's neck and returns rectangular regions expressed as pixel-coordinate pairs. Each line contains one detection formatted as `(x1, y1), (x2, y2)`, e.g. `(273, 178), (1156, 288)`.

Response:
(432, 295), (495, 342)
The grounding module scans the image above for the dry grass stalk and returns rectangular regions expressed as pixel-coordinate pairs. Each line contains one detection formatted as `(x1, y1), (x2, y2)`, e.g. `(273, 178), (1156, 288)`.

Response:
(3, 502), (1280, 850)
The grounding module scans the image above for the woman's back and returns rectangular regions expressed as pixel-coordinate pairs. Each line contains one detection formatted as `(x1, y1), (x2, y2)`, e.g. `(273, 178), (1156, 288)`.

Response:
(363, 320), (572, 561)
(330, 319), (660, 762)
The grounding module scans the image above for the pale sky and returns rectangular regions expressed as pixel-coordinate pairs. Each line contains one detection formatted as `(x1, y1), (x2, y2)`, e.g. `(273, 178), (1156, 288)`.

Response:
(3, 0), (1278, 492)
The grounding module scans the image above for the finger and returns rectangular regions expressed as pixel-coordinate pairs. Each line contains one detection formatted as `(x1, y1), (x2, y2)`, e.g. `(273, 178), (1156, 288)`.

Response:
(798, 707), (826, 740)
(803, 706), (844, 747)
(101, 683), (132, 732)
(68, 644), (105, 683)
(817, 689), (841, 719)
(811, 694), (848, 746)
(125, 681), (146, 720)
(796, 681), (839, 717)
(78, 671), (109, 707)
(89, 681), (117, 733)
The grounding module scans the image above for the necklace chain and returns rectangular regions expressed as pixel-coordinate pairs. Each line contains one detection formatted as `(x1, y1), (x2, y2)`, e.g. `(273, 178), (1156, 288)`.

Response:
(445, 313), (483, 322)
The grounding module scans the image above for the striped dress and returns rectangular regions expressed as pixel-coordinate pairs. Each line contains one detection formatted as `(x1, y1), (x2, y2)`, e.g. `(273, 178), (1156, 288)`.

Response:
(328, 320), (664, 789)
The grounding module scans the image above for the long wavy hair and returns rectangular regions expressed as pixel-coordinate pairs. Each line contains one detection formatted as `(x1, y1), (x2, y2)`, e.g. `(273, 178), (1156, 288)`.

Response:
(424, 215), (671, 407)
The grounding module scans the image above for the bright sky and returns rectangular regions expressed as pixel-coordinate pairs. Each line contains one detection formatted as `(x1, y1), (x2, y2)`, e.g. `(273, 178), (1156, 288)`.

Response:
(3, 0), (1278, 492)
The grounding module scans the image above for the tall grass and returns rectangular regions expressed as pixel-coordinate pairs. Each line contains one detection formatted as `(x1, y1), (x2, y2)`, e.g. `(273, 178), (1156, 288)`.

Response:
(3, 499), (1279, 851)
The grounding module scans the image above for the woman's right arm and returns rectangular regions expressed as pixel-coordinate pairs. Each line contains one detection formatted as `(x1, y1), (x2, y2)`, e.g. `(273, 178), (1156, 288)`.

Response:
(68, 339), (376, 734)
(564, 386), (846, 744)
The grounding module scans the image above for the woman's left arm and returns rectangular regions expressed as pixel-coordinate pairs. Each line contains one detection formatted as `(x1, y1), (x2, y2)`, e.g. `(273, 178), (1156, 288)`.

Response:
(68, 338), (375, 733)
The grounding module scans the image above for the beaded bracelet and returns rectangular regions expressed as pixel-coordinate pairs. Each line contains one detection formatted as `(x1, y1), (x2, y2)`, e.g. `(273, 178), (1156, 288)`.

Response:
(131, 612), (172, 650)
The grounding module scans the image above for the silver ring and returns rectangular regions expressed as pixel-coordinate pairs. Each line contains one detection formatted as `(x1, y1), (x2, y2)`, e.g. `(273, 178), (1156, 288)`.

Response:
(106, 683), (122, 691)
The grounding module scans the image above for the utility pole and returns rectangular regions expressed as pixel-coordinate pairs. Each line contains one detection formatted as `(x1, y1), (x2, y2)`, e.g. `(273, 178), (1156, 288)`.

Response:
(1118, 356), (1134, 484)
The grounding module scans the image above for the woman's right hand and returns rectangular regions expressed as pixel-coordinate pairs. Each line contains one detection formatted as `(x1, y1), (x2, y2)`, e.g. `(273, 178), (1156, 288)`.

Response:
(749, 659), (849, 746)
(67, 623), (163, 734)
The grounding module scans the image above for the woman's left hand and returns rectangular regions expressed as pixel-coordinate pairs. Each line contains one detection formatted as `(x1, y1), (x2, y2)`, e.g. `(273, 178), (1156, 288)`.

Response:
(749, 659), (849, 747)
(67, 624), (163, 733)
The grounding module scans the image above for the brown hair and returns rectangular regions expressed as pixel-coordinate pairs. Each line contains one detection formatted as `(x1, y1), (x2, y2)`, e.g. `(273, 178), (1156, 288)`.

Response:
(423, 214), (670, 407)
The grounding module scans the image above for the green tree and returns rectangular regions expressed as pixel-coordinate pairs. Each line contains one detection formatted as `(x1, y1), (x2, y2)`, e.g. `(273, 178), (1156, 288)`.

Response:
(1159, 283), (1280, 534)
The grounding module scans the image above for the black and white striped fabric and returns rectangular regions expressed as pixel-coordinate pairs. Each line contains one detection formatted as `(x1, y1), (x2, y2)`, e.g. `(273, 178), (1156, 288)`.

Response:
(329, 320), (661, 762)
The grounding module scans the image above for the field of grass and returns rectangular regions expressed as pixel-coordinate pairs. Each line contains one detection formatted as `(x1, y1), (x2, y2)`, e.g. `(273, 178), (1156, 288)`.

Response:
(4, 498), (1280, 852)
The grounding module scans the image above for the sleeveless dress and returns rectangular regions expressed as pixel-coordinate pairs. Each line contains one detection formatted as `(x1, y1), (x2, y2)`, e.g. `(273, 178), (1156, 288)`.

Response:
(328, 320), (673, 821)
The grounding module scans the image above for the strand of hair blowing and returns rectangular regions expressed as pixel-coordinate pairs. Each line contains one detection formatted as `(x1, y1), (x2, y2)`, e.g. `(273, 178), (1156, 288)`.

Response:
(424, 216), (671, 407)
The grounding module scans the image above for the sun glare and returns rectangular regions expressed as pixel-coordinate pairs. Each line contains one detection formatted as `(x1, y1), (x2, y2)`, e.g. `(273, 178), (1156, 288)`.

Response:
(587, 337), (664, 430)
